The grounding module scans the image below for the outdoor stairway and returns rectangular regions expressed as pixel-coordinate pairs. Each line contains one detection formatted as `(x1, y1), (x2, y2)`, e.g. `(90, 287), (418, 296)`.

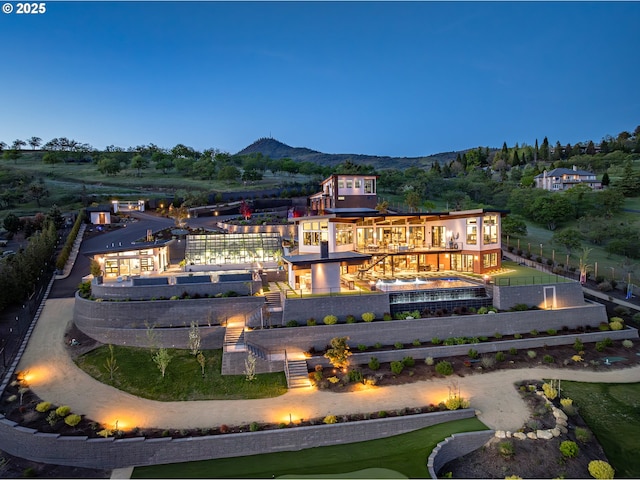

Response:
(264, 289), (283, 325)
(247, 343), (268, 360)
(357, 253), (389, 278)
(285, 358), (311, 389)
(224, 326), (245, 352)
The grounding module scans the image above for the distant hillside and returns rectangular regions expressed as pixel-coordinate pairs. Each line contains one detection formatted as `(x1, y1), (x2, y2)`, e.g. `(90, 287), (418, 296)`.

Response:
(235, 137), (460, 170)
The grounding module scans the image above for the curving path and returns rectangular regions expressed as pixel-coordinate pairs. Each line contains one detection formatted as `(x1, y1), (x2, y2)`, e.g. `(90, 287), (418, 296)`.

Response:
(17, 298), (640, 434)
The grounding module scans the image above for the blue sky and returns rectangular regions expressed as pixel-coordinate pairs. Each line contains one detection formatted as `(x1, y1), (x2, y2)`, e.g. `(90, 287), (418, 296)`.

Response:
(1, 1), (638, 157)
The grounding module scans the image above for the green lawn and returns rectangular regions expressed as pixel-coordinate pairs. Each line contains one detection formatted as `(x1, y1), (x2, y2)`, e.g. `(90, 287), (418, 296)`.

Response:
(132, 417), (488, 478)
(561, 381), (640, 478)
(493, 261), (573, 286)
(74, 347), (287, 401)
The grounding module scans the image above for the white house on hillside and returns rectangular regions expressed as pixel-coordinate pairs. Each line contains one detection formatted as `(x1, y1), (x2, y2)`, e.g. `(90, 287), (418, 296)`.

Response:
(534, 166), (602, 191)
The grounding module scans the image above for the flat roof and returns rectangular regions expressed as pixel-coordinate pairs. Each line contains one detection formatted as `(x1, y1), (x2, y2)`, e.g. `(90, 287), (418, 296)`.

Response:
(84, 238), (175, 256)
(282, 251), (371, 268)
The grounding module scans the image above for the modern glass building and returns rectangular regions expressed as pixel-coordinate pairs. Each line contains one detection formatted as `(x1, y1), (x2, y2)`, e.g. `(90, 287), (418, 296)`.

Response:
(185, 233), (283, 265)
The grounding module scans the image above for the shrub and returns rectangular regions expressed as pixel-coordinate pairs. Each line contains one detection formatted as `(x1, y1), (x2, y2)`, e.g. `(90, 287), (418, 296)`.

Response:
(546, 329), (557, 335)
(603, 337), (613, 347)
(322, 414), (337, 424)
(55, 406), (71, 417)
(573, 338), (584, 352)
(477, 355), (494, 370)
(250, 422), (260, 432)
(477, 307), (488, 315)
(595, 341), (606, 352)
(588, 460), (614, 479)
(634, 312), (640, 323)
(286, 320), (298, 327)
(495, 351), (506, 362)
(377, 410), (387, 418)
(431, 337), (441, 345)
(374, 342), (382, 349)
(357, 344), (367, 352)
(498, 440), (514, 458)
(622, 339), (634, 348)
(425, 356), (434, 366)
(527, 350), (537, 359)
(361, 312), (375, 322)
(348, 370), (363, 383)
(394, 342), (403, 349)
(435, 360), (454, 376)
(412, 338), (421, 346)
(402, 356), (415, 367)
(559, 440), (579, 458)
(368, 356), (380, 370)
(609, 316), (625, 324)
(468, 348), (479, 359)
(560, 398), (573, 408)
(509, 347), (517, 355)
(536, 256), (542, 263)
(609, 320), (623, 331)
(35, 401), (52, 413)
(383, 312), (392, 321)
(307, 318), (317, 326)
(530, 329), (538, 336)
(345, 314), (356, 323)
(543, 354), (554, 363)
(598, 322), (610, 331)
(390, 361), (404, 375)
(575, 427), (592, 443)
(322, 315), (337, 325)
(445, 396), (466, 410)
(514, 333), (523, 339)
(170, 295), (180, 301)
(313, 370), (323, 382)
(494, 332), (503, 339)
(542, 383), (558, 400)
(64, 414), (82, 427)
(597, 281), (613, 292)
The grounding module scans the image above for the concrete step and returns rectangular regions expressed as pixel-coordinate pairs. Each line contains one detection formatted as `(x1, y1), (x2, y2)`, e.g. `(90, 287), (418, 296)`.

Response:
(286, 359), (310, 389)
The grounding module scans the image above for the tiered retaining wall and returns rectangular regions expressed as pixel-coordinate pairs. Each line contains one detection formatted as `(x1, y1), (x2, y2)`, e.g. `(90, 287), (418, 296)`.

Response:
(282, 293), (391, 324)
(246, 302), (609, 353)
(493, 281), (584, 310)
(0, 409), (475, 470)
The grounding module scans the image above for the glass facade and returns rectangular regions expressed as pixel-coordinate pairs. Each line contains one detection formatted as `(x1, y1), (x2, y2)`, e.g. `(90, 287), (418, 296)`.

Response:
(185, 233), (282, 265)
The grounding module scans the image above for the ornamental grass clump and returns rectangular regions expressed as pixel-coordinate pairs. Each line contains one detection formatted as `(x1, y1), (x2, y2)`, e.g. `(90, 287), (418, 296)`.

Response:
(575, 427), (593, 443)
(588, 460), (614, 479)
(368, 356), (380, 370)
(542, 382), (558, 400)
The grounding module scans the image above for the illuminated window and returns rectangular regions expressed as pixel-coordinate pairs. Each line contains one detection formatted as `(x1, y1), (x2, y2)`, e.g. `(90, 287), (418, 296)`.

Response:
(346, 180), (353, 188)
(338, 180), (344, 188)
(355, 179), (362, 188)
(335, 223), (354, 246)
(364, 178), (376, 194)
(482, 253), (498, 268)
(466, 218), (477, 245)
(301, 221), (328, 246)
(483, 215), (498, 244)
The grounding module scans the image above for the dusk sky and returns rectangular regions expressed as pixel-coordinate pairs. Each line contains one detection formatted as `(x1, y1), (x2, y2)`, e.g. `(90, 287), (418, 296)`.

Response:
(1, 1), (638, 157)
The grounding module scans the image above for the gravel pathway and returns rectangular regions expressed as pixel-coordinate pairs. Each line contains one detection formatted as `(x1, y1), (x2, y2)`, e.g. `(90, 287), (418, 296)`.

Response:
(17, 298), (640, 433)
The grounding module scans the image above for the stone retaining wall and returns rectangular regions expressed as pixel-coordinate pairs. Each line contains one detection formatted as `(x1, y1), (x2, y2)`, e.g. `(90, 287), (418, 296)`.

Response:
(91, 279), (261, 300)
(0, 409), (475, 470)
(246, 303), (609, 353)
(74, 294), (265, 347)
(305, 327), (639, 368)
(427, 430), (495, 478)
(282, 293), (391, 325)
(493, 282), (584, 310)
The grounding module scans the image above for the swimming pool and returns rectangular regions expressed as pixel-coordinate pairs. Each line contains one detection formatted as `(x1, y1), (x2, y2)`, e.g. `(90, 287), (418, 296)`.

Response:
(376, 276), (478, 292)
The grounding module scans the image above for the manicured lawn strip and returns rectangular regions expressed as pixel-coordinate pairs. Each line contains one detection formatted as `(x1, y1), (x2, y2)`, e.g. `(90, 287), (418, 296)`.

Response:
(493, 261), (572, 286)
(74, 347), (287, 401)
(561, 381), (640, 478)
(132, 417), (488, 478)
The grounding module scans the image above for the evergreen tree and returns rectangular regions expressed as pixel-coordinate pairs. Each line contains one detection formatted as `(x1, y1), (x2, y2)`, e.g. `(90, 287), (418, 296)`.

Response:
(540, 137), (550, 161)
(565, 143), (572, 160)
(512, 149), (520, 167)
(601, 172), (610, 187)
(586, 141), (596, 155)
(534, 139), (539, 162)
(600, 139), (609, 154)
(553, 141), (562, 161)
